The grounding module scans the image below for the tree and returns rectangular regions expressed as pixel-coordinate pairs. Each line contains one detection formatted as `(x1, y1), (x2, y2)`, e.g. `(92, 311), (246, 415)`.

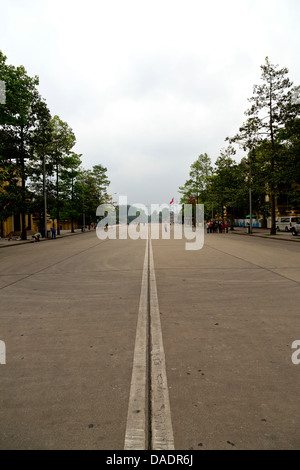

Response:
(0, 161), (22, 237)
(0, 50), (41, 239)
(29, 97), (53, 233)
(276, 117), (300, 211)
(60, 152), (82, 232)
(49, 115), (76, 234)
(179, 153), (213, 204)
(179, 153), (213, 224)
(209, 146), (248, 228)
(228, 57), (300, 234)
(76, 165), (110, 228)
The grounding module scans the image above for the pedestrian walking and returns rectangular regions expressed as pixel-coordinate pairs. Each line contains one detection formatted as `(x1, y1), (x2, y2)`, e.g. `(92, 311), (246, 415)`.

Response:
(206, 222), (210, 233)
(51, 227), (56, 239)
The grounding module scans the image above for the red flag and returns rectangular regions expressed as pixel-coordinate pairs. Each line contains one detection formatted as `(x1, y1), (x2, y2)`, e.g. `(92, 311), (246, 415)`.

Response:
(170, 198), (174, 204)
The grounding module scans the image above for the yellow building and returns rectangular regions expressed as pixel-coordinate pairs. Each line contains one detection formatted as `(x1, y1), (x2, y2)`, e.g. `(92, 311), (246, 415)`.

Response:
(1, 174), (79, 238)
(0, 213), (39, 239)
(0, 172), (40, 238)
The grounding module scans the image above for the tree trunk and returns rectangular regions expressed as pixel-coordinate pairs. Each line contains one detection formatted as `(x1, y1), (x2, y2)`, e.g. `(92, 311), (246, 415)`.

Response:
(230, 211), (234, 230)
(270, 192), (276, 235)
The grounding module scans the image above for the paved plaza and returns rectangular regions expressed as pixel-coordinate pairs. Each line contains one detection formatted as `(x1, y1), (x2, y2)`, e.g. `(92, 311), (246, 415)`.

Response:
(0, 227), (299, 449)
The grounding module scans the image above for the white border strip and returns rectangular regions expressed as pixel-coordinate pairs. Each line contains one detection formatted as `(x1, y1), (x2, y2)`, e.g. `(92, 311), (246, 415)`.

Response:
(124, 237), (149, 450)
(149, 237), (175, 450)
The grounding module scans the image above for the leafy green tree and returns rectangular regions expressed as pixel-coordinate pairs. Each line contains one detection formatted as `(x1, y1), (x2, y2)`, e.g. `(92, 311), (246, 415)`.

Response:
(0, 162), (22, 236)
(76, 165), (110, 228)
(276, 117), (300, 211)
(179, 153), (213, 204)
(228, 57), (300, 234)
(60, 152), (82, 232)
(49, 115), (76, 234)
(179, 153), (213, 223)
(0, 50), (41, 239)
(0, 51), (115, 237)
(209, 146), (248, 228)
(29, 98), (53, 232)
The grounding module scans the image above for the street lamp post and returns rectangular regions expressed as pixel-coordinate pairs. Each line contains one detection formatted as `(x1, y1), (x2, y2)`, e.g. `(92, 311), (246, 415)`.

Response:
(242, 155), (253, 234)
(249, 152), (252, 234)
(43, 153), (47, 237)
(82, 183), (85, 231)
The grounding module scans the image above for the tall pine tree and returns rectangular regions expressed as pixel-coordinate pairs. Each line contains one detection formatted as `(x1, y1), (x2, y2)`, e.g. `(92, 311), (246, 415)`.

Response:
(228, 57), (300, 234)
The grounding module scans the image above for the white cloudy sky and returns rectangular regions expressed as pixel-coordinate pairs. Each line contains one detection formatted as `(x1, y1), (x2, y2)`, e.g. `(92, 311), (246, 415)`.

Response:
(1, 0), (300, 206)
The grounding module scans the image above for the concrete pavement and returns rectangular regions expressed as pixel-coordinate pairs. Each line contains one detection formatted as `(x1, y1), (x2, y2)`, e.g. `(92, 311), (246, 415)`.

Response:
(228, 226), (300, 242)
(1, 225), (299, 249)
(0, 228), (91, 247)
(153, 230), (300, 449)
(0, 227), (299, 450)
(0, 232), (146, 449)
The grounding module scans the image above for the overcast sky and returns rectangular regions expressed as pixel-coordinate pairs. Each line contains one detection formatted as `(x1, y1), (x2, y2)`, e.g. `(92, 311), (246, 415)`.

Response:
(1, 0), (300, 207)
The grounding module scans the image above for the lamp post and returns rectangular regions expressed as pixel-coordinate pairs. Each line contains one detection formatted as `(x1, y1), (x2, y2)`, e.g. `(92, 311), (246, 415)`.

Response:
(242, 156), (253, 234)
(249, 152), (253, 234)
(43, 152), (47, 237)
(82, 181), (86, 231)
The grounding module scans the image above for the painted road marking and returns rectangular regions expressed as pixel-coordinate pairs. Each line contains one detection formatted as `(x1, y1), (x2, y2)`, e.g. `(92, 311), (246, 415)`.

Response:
(149, 235), (175, 450)
(124, 236), (149, 450)
(124, 228), (174, 450)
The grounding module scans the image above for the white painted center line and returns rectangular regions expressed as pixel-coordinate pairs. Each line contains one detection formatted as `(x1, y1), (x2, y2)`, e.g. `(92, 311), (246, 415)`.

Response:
(149, 235), (175, 450)
(124, 237), (149, 450)
(124, 228), (174, 450)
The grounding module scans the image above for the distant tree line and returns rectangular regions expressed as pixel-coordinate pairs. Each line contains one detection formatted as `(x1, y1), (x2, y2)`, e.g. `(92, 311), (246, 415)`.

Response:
(0, 51), (110, 239)
(179, 58), (300, 234)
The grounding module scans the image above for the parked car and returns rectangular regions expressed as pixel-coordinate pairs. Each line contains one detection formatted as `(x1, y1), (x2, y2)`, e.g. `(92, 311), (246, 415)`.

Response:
(290, 221), (300, 236)
(276, 216), (300, 232)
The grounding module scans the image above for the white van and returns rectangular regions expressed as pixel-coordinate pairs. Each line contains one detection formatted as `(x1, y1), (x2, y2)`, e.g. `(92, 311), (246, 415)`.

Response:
(276, 216), (300, 232)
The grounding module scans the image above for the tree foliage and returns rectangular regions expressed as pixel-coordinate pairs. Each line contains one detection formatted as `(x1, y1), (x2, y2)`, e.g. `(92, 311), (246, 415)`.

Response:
(0, 50), (113, 236)
(227, 57), (300, 234)
(179, 58), (300, 232)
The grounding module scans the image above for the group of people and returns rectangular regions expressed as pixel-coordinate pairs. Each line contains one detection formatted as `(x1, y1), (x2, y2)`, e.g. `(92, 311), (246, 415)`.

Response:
(206, 221), (229, 233)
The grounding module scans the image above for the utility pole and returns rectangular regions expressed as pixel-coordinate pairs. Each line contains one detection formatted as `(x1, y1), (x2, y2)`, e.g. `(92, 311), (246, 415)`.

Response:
(43, 151), (47, 237)
(242, 155), (253, 234)
(249, 152), (252, 234)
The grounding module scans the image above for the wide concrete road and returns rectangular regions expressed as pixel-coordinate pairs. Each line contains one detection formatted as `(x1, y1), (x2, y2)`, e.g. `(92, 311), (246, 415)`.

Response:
(0, 228), (299, 450)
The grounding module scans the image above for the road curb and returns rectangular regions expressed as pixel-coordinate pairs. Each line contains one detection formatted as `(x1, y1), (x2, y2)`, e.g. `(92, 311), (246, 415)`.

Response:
(229, 230), (300, 242)
(0, 229), (92, 249)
